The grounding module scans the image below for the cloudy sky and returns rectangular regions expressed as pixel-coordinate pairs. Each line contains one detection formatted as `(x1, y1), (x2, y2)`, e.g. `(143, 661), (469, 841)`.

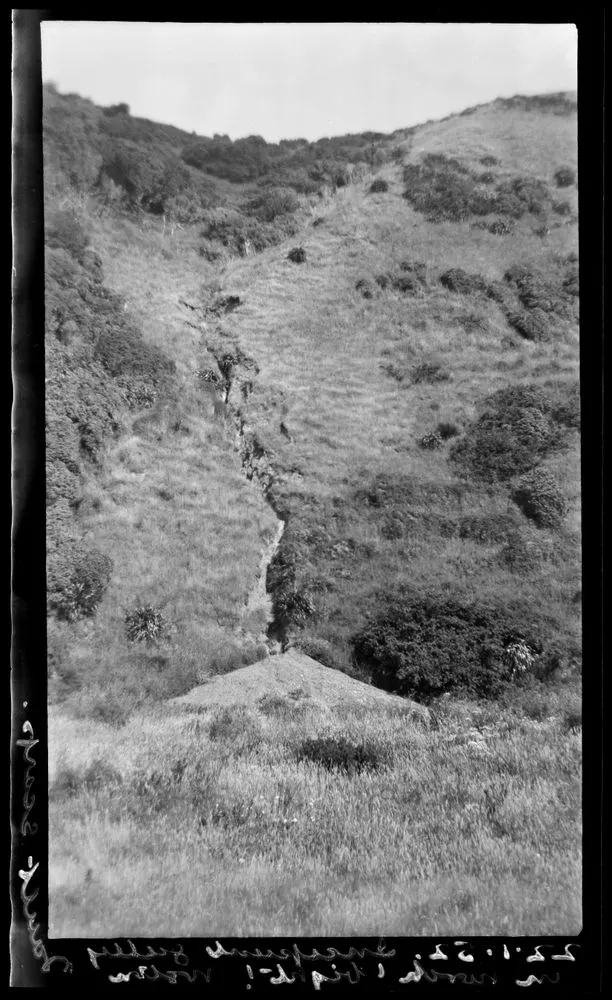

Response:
(41, 21), (577, 142)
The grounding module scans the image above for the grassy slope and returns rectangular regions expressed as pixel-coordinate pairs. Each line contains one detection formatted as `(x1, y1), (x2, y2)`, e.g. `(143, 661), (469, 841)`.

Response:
(212, 103), (579, 662)
(48, 96), (581, 935)
(48, 211), (279, 721)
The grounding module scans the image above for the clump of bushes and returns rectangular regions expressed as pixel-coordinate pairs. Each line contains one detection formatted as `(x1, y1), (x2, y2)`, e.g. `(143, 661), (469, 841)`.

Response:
(94, 319), (176, 395)
(494, 176), (551, 217)
(375, 273), (392, 290)
(480, 155), (500, 167)
(241, 186), (300, 221)
(440, 268), (490, 296)
(392, 273), (421, 295)
(403, 154), (498, 222)
(275, 587), (315, 626)
(554, 166), (576, 188)
(450, 383), (565, 482)
(47, 548), (113, 621)
(504, 264), (564, 314)
(512, 468), (569, 528)
(295, 734), (388, 773)
(288, 246), (307, 263)
(369, 177), (389, 193)
(399, 259), (427, 281)
(486, 219), (514, 235)
(553, 200), (572, 216)
(355, 277), (377, 299)
(201, 207), (299, 256)
(124, 605), (170, 643)
(352, 592), (551, 701)
(505, 309), (551, 342)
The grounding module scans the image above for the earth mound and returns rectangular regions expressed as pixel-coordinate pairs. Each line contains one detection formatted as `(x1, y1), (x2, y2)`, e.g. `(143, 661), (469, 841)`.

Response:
(171, 648), (426, 715)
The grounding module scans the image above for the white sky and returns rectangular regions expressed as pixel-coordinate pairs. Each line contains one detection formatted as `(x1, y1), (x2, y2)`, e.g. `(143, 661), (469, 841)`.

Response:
(41, 21), (577, 143)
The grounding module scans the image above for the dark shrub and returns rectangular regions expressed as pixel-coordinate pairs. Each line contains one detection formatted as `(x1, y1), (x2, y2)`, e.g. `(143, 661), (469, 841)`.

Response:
(392, 273), (420, 295)
(495, 176), (551, 216)
(380, 361), (406, 382)
(487, 219), (514, 235)
(554, 166), (576, 188)
(46, 460), (81, 508)
(210, 295), (242, 315)
(403, 156), (498, 222)
(399, 259), (428, 282)
(483, 279), (513, 307)
(478, 171), (496, 184)
(288, 246), (306, 263)
(512, 469), (569, 528)
(450, 384), (561, 482)
(563, 267), (579, 299)
(275, 588), (315, 626)
(296, 735), (387, 773)
(551, 381), (580, 429)
(355, 277), (376, 299)
(375, 272), (392, 290)
(436, 421), (460, 440)
(242, 187), (300, 221)
(353, 593), (548, 701)
(440, 268), (489, 296)
(381, 515), (405, 540)
(312, 216), (325, 227)
(202, 207), (298, 255)
(369, 177), (389, 193)
(103, 102), (130, 117)
(506, 309), (551, 342)
(553, 199), (572, 216)
(505, 264), (566, 315)
(124, 605), (170, 643)
(48, 548), (113, 621)
(480, 155), (500, 167)
(94, 321), (176, 389)
(410, 363), (450, 385)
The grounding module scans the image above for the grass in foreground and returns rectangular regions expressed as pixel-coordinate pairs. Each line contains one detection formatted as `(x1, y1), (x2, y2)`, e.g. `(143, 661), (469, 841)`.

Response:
(49, 684), (581, 937)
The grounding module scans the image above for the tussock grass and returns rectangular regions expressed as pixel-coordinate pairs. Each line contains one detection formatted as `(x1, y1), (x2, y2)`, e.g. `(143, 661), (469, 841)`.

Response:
(49, 689), (581, 936)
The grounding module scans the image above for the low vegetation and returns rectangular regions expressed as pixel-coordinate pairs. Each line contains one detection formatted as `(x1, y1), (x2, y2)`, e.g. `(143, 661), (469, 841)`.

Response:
(49, 690), (581, 936)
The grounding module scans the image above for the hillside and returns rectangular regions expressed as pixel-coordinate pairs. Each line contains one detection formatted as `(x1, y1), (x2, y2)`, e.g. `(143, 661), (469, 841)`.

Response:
(45, 88), (581, 936)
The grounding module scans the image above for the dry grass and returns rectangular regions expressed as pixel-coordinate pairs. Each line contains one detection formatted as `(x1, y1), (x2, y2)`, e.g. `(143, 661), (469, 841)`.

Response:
(49, 678), (581, 937)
